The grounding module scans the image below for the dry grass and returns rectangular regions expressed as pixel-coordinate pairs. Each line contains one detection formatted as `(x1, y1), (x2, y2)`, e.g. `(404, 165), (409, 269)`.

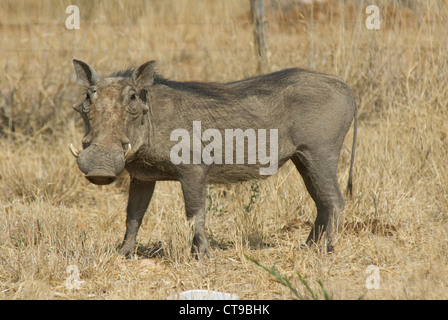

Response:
(1, 0), (448, 299)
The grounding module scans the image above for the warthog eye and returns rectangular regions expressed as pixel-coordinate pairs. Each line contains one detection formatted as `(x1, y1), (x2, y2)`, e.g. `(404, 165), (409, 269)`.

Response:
(86, 89), (96, 101)
(130, 93), (137, 100)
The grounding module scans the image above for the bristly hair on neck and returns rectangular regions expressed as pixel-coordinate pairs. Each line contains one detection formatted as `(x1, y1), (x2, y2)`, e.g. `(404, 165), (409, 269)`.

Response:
(108, 67), (167, 84)
(107, 65), (233, 101)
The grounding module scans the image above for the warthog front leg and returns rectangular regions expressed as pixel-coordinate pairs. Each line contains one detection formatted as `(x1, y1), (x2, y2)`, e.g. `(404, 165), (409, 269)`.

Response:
(119, 178), (156, 256)
(179, 167), (209, 260)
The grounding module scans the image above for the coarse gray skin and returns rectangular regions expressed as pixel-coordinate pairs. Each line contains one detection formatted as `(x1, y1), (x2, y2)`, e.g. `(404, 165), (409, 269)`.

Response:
(71, 59), (358, 258)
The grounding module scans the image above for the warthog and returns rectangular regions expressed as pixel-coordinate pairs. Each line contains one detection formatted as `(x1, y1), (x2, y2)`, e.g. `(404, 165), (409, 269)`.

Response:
(70, 59), (357, 258)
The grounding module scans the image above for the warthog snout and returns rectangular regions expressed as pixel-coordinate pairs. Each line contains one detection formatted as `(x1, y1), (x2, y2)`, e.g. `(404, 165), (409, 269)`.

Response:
(70, 143), (131, 185)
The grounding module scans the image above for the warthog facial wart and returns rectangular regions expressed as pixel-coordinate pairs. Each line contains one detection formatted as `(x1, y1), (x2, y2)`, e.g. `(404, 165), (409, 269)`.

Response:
(170, 121), (279, 175)
(70, 58), (358, 258)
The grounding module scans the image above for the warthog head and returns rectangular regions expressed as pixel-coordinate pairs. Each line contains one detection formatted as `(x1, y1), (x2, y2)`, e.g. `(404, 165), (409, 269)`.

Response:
(70, 59), (155, 185)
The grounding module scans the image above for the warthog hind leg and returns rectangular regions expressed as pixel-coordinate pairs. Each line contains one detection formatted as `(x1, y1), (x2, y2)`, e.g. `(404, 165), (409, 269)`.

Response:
(292, 150), (345, 252)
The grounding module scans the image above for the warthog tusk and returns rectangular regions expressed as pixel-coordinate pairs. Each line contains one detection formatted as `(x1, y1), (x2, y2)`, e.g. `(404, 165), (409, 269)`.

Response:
(124, 143), (132, 159)
(69, 143), (79, 158)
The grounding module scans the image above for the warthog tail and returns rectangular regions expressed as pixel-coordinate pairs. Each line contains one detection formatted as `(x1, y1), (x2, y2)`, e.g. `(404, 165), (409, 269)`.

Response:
(346, 103), (358, 197)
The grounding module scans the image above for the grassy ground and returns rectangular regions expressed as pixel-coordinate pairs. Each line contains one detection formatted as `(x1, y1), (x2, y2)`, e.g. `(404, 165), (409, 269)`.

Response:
(1, 0), (448, 299)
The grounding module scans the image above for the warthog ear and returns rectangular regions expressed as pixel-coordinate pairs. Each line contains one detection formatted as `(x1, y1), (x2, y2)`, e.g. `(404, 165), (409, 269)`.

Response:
(132, 61), (156, 87)
(73, 59), (100, 87)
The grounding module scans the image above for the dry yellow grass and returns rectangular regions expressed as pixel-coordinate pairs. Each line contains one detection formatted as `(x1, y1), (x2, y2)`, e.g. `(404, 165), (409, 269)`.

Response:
(1, 0), (448, 300)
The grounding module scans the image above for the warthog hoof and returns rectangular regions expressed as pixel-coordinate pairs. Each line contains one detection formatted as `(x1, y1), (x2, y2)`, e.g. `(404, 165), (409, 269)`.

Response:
(118, 241), (136, 257)
(191, 234), (210, 260)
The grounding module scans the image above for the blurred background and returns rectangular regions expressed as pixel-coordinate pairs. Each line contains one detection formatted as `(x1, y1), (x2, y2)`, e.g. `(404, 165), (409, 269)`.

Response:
(2, 0), (446, 136)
